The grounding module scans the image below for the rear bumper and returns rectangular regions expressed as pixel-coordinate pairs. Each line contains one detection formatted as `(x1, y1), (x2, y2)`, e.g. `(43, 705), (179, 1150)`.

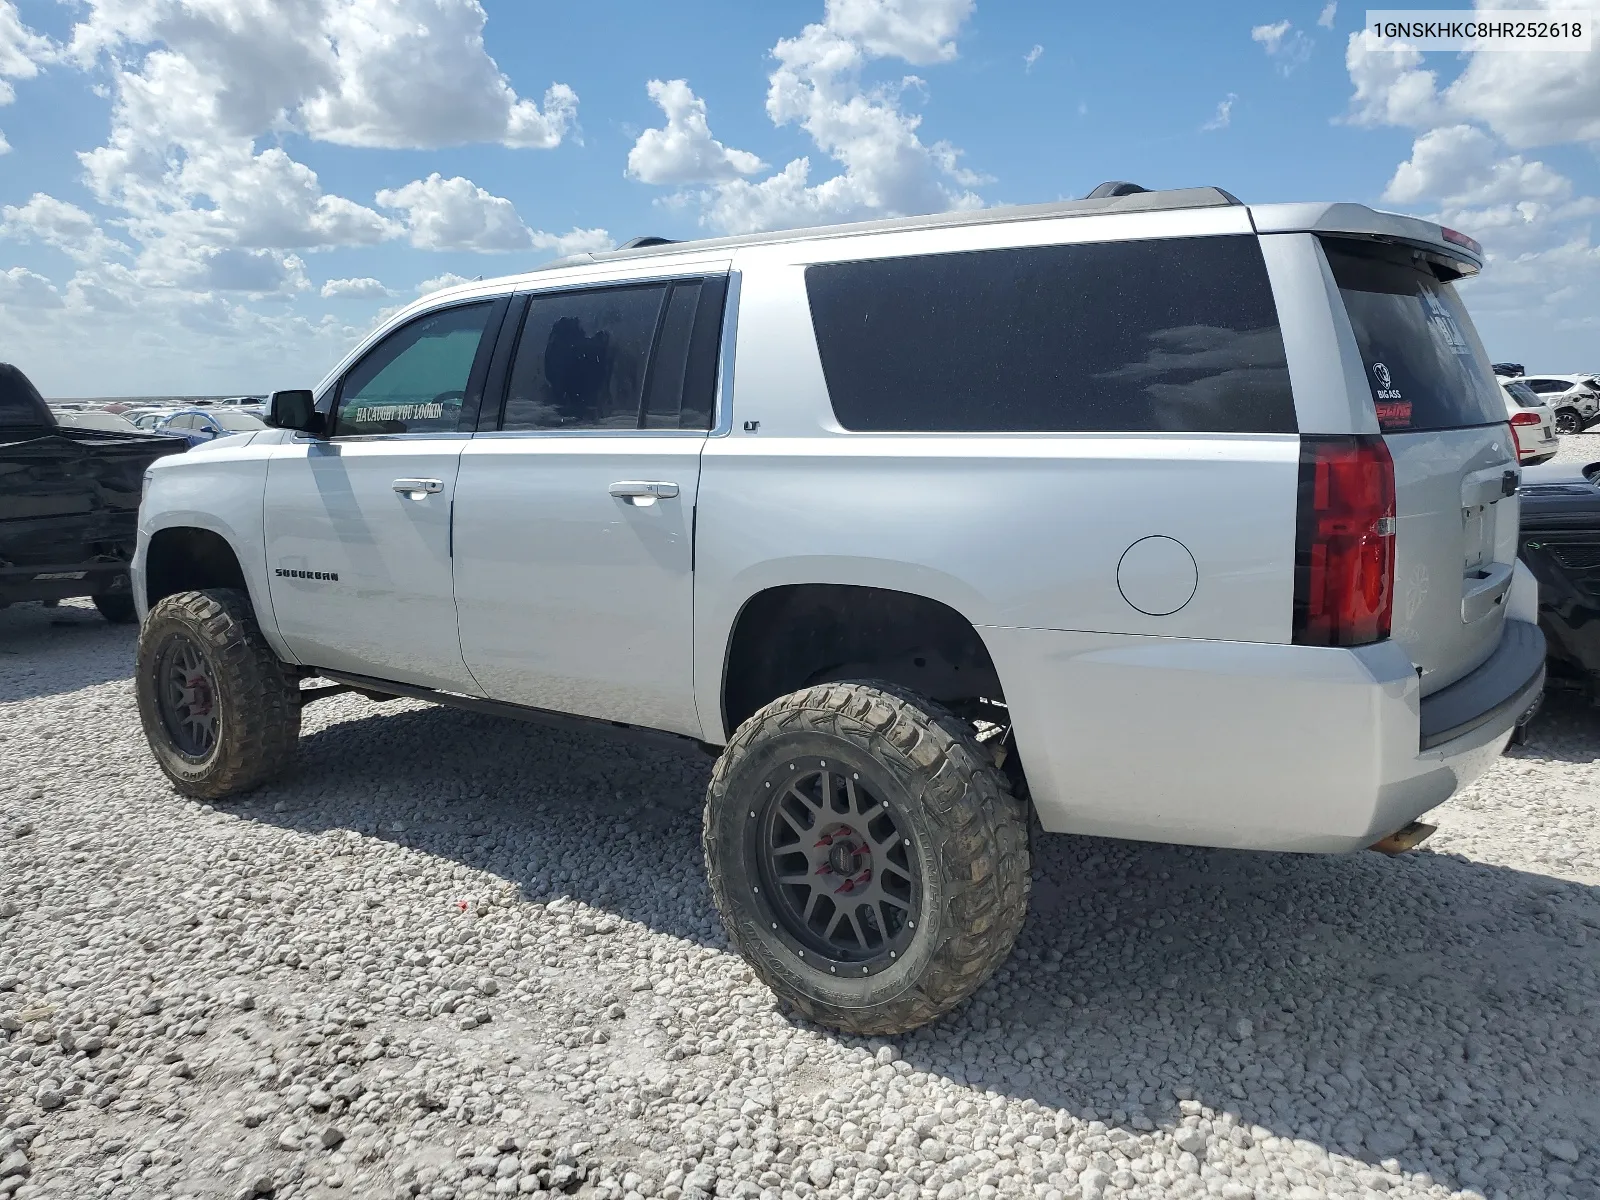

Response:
(984, 617), (1544, 854)
(1419, 618), (1545, 748)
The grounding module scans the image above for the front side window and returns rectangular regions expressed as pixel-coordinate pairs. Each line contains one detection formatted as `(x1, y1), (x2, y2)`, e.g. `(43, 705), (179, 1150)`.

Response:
(335, 302), (494, 437)
(805, 235), (1296, 434)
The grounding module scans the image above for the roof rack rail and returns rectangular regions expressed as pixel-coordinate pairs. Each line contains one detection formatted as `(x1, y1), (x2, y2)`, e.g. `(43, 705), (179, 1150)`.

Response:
(1086, 181), (1149, 198)
(524, 186), (1248, 273)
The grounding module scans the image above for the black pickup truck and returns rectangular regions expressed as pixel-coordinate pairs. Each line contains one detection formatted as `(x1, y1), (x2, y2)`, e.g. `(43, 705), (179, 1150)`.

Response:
(1520, 457), (1600, 703)
(1, 363), (185, 622)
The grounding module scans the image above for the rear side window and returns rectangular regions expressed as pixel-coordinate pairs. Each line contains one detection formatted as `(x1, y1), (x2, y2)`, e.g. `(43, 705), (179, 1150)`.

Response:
(1322, 240), (1504, 432)
(500, 277), (723, 432)
(804, 235), (1296, 433)
(1504, 381), (1541, 408)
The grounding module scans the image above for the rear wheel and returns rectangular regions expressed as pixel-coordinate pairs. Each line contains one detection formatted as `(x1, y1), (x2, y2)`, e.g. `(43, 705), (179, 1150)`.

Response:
(92, 592), (137, 624)
(704, 681), (1030, 1034)
(1555, 408), (1582, 436)
(135, 588), (301, 799)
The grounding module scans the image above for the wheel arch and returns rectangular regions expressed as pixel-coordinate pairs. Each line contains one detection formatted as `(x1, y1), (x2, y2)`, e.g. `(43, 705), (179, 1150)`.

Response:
(715, 581), (1006, 741)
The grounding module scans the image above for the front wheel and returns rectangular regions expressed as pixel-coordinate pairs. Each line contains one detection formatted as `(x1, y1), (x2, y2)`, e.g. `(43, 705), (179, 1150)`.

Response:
(704, 681), (1030, 1034)
(135, 588), (301, 800)
(1555, 408), (1582, 436)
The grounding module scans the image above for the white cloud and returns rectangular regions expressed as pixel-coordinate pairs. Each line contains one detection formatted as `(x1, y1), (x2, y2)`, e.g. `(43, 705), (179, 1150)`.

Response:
(1343, 5), (1600, 148)
(0, 0), (52, 151)
(1202, 94), (1236, 132)
(321, 276), (393, 299)
(0, 266), (63, 312)
(1023, 44), (1043, 71)
(417, 273), (474, 297)
(1342, 30), (1442, 128)
(0, 193), (130, 263)
(1383, 125), (1572, 208)
(648, 0), (985, 234)
(1252, 19), (1313, 73)
(823, 0), (973, 64)
(1339, 3), (1600, 368)
(377, 174), (533, 252)
(64, 0), (578, 152)
(530, 227), (614, 256)
(376, 173), (611, 255)
(0, 2), (50, 81)
(627, 79), (765, 186)
(1317, 1), (1337, 29)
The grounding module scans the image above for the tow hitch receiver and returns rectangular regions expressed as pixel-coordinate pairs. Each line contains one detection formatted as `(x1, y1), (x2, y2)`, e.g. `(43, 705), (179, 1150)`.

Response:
(1370, 821), (1437, 855)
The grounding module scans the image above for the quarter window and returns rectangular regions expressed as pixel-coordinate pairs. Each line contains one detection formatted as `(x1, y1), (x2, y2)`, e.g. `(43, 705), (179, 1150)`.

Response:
(335, 302), (494, 437)
(805, 236), (1296, 434)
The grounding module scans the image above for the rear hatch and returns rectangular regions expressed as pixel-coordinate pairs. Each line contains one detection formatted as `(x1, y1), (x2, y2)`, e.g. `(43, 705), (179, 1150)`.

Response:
(1322, 238), (1517, 695)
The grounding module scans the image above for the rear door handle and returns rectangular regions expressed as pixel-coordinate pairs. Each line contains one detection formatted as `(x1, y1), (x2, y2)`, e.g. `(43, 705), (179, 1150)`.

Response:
(393, 478), (443, 495)
(609, 480), (680, 500)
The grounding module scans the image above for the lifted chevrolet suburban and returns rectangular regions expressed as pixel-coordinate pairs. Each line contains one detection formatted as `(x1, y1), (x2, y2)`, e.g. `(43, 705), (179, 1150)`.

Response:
(132, 184), (1546, 1033)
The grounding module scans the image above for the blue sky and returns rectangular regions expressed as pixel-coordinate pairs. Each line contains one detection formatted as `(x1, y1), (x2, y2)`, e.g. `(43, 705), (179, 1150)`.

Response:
(1, 0), (1596, 396)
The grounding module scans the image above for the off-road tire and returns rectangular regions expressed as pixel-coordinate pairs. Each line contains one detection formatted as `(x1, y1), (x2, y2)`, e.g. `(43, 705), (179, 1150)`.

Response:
(704, 680), (1030, 1034)
(92, 591), (137, 624)
(135, 588), (301, 800)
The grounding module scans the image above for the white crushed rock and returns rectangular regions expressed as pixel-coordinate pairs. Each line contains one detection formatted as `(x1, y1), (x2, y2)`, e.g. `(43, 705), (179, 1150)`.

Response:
(2, 598), (1598, 1200)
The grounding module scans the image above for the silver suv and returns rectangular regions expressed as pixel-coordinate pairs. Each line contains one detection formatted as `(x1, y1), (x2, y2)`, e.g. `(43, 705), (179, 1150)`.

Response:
(131, 184), (1545, 1033)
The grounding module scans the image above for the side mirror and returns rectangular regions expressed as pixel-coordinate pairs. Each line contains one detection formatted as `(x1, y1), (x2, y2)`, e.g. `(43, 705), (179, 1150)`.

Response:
(267, 389), (324, 435)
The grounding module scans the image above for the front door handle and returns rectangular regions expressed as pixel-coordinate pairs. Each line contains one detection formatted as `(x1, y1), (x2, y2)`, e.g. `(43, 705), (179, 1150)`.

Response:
(609, 480), (680, 500)
(393, 478), (444, 495)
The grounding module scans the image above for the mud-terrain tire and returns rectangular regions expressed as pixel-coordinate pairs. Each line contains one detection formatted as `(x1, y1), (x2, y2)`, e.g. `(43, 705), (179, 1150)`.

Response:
(135, 588), (300, 800)
(92, 591), (137, 624)
(704, 680), (1030, 1034)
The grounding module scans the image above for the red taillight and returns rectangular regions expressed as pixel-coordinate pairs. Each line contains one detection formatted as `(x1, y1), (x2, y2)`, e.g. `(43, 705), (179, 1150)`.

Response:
(1293, 435), (1396, 647)
(1508, 413), (1539, 459)
(1441, 226), (1483, 257)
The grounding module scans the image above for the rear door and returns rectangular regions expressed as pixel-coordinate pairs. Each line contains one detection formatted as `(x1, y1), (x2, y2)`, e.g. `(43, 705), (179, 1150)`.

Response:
(452, 274), (726, 739)
(1322, 239), (1517, 694)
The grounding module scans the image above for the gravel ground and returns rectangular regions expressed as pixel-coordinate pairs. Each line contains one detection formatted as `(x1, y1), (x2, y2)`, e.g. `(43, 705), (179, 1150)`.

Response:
(2, 598), (1598, 1200)
(1548, 431), (1600, 468)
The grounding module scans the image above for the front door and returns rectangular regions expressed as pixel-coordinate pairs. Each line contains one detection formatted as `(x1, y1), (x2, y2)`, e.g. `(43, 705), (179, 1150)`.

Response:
(264, 298), (505, 692)
(452, 275), (727, 738)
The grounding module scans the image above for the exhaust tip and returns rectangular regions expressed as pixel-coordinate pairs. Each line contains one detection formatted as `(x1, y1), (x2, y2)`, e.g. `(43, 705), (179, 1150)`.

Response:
(1369, 821), (1437, 855)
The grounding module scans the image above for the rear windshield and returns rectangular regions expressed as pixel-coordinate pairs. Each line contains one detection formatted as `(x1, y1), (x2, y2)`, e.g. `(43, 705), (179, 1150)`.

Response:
(805, 235), (1297, 434)
(1322, 239), (1504, 432)
(1504, 381), (1542, 409)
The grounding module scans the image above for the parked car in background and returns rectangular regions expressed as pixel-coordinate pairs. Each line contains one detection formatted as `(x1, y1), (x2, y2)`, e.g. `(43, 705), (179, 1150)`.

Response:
(1519, 374), (1600, 434)
(155, 408), (268, 447)
(126, 409), (173, 430)
(54, 409), (140, 433)
(1, 362), (185, 621)
(1492, 362), (1525, 378)
(216, 395), (265, 408)
(1500, 379), (1558, 465)
(1519, 458), (1600, 703)
(132, 185), (1545, 1034)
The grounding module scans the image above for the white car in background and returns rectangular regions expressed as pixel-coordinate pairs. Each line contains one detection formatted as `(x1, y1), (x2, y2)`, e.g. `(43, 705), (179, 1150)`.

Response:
(1500, 379), (1557, 465)
(53, 409), (140, 433)
(1518, 374), (1600, 434)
